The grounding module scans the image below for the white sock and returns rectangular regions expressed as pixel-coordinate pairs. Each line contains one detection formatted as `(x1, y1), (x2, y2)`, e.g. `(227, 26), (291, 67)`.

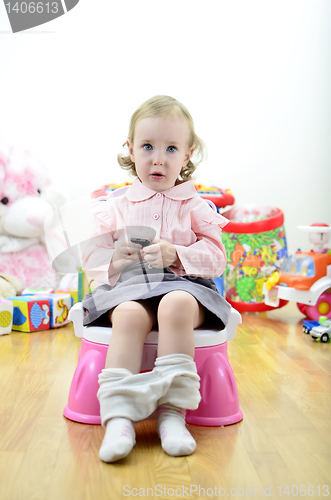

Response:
(99, 417), (136, 463)
(157, 405), (196, 457)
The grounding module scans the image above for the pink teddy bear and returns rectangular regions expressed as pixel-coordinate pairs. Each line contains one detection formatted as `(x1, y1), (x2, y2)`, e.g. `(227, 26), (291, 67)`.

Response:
(0, 142), (61, 292)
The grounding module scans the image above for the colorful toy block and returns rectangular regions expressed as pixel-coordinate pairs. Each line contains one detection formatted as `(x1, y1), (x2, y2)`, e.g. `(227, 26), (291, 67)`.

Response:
(9, 296), (50, 332)
(55, 289), (78, 304)
(30, 293), (72, 328)
(22, 288), (54, 295)
(0, 299), (14, 335)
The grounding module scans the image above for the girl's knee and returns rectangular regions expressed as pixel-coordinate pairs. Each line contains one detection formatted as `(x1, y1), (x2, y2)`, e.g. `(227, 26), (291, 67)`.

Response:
(109, 300), (155, 332)
(158, 291), (196, 321)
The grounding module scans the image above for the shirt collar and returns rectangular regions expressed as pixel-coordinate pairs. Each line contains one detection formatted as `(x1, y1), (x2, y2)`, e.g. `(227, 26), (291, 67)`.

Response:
(126, 178), (198, 202)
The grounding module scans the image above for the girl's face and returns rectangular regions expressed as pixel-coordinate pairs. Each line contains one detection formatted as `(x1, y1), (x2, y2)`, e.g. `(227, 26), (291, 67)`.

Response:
(127, 115), (194, 191)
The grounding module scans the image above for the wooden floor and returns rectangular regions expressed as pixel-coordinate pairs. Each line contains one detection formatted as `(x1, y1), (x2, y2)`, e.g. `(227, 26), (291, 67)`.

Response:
(0, 302), (330, 500)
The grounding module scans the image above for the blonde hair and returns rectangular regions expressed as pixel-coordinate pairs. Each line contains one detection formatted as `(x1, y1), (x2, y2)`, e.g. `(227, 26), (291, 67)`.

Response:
(117, 95), (205, 182)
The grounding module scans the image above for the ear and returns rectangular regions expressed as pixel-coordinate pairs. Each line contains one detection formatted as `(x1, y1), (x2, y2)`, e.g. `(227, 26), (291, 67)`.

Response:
(127, 139), (135, 163)
(184, 146), (194, 166)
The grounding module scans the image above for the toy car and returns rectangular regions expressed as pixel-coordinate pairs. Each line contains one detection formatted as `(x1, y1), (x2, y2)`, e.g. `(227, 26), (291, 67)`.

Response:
(277, 251), (331, 290)
(302, 319), (320, 334)
(309, 319), (331, 343)
(263, 250), (331, 321)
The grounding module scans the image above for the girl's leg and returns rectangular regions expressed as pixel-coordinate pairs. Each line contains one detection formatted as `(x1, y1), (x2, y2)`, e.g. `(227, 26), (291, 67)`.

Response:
(99, 300), (157, 462)
(155, 291), (205, 457)
(106, 299), (157, 373)
(157, 290), (205, 358)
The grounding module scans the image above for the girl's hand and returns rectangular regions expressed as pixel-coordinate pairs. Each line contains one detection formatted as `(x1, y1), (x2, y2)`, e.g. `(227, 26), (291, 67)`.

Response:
(113, 237), (142, 265)
(142, 238), (178, 269)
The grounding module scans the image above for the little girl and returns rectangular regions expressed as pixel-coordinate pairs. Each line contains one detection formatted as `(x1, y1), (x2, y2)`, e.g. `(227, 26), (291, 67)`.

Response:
(82, 95), (231, 463)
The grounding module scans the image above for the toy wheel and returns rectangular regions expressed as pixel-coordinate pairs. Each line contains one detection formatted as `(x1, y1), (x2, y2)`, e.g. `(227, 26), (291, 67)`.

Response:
(311, 335), (319, 340)
(303, 327), (309, 334)
(306, 292), (331, 321)
(321, 333), (329, 343)
(297, 303), (307, 315)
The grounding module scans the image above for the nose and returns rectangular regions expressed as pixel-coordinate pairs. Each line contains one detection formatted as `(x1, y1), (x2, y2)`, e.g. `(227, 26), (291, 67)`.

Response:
(153, 150), (164, 166)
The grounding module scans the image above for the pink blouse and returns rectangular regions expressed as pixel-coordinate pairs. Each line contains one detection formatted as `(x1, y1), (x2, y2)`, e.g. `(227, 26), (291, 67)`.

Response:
(82, 178), (229, 286)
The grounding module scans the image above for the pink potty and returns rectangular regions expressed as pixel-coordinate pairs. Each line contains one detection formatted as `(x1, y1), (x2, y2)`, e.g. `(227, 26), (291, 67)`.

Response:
(64, 303), (243, 427)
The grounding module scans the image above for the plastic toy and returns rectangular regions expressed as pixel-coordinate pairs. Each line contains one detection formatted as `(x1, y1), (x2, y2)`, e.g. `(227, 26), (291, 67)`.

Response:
(302, 319), (320, 334)
(263, 223), (331, 320)
(9, 296), (50, 332)
(264, 271), (280, 291)
(64, 303), (243, 427)
(0, 299), (13, 335)
(309, 318), (331, 343)
(222, 205), (288, 312)
(299, 223), (331, 253)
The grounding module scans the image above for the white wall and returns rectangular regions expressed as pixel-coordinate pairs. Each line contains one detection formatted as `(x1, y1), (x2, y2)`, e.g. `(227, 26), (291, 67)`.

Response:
(1, 0), (330, 252)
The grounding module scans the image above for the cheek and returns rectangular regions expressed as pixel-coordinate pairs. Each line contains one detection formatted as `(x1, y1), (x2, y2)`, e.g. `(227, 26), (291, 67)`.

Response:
(137, 151), (150, 163)
(134, 153), (149, 171)
(175, 155), (187, 167)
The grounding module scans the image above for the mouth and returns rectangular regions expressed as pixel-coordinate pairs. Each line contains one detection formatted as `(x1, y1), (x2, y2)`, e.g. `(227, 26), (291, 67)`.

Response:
(150, 172), (165, 180)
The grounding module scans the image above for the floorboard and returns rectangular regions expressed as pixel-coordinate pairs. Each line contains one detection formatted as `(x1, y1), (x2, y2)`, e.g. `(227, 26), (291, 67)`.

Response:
(0, 302), (330, 499)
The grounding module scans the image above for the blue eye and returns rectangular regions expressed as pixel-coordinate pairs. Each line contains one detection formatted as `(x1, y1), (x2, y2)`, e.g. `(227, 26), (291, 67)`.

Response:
(167, 146), (177, 153)
(143, 144), (152, 151)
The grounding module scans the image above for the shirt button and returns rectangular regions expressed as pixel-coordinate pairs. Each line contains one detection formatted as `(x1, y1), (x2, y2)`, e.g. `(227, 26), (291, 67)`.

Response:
(153, 214), (160, 220)
(156, 192), (162, 198)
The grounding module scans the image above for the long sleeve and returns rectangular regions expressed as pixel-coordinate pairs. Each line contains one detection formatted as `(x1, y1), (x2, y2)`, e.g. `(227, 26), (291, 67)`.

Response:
(81, 223), (115, 285)
(81, 199), (117, 285)
(171, 202), (229, 279)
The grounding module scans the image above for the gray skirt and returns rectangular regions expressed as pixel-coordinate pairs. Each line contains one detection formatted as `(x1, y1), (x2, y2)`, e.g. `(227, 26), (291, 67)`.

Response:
(82, 260), (231, 330)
